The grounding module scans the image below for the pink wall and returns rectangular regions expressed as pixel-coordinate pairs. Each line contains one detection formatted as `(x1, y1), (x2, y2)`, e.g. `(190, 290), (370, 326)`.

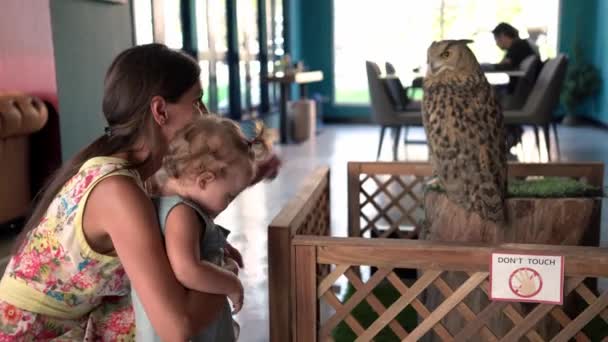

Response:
(0, 0), (58, 108)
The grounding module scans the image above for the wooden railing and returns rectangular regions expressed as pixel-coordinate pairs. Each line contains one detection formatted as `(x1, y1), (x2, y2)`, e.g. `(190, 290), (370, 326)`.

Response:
(268, 166), (331, 342)
(292, 236), (608, 342)
(268, 162), (604, 341)
(347, 162), (604, 239)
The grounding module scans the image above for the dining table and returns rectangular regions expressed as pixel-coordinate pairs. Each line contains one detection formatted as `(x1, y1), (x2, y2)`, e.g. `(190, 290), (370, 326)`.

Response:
(265, 70), (324, 144)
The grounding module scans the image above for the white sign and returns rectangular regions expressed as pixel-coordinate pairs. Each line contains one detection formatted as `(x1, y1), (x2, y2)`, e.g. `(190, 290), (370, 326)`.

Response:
(490, 253), (564, 304)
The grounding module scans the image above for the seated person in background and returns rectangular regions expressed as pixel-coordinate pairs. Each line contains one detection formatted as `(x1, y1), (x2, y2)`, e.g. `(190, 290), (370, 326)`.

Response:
(493, 22), (538, 66)
(490, 22), (540, 158)
(490, 22), (540, 94)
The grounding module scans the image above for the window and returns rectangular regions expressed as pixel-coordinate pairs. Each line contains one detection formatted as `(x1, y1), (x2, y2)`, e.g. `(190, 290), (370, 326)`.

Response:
(268, 0), (284, 108)
(333, 0), (559, 104)
(132, 0), (182, 48)
(132, 0), (154, 45)
(132, 0), (285, 116)
(196, 0), (229, 112)
(238, 0), (261, 111)
(161, 0), (183, 49)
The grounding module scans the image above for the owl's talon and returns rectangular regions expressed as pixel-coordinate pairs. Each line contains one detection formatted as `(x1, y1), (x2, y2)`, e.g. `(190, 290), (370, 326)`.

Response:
(425, 177), (442, 191)
(426, 178), (440, 187)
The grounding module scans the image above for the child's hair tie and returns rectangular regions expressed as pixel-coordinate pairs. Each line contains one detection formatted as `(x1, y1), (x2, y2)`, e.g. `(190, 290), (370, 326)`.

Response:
(104, 126), (113, 137)
(247, 136), (262, 148)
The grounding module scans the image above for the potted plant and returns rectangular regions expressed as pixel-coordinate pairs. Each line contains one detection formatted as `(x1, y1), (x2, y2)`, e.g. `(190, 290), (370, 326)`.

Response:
(561, 44), (601, 124)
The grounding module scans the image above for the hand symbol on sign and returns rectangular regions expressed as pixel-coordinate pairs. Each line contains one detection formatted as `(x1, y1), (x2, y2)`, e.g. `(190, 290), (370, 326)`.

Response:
(509, 267), (542, 298)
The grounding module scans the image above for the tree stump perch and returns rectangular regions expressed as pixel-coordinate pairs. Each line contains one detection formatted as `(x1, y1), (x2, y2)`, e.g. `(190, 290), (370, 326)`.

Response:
(422, 191), (600, 246)
(421, 190), (601, 340)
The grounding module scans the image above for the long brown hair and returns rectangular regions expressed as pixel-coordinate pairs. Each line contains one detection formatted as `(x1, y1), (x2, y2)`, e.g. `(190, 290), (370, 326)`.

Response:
(15, 43), (200, 251)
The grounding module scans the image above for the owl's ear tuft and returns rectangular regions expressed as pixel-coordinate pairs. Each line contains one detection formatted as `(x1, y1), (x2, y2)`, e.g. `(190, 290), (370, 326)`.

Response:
(458, 39), (474, 45)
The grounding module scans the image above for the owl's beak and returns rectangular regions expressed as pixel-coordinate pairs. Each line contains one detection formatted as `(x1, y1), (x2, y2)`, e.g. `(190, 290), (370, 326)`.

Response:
(429, 62), (441, 75)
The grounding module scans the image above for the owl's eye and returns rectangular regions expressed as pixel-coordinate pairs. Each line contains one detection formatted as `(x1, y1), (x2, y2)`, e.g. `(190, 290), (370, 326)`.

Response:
(440, 51), (451, 58)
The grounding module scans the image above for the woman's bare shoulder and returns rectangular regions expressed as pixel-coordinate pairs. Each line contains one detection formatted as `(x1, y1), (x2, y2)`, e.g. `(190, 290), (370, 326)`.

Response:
(86, 174), (157, 236)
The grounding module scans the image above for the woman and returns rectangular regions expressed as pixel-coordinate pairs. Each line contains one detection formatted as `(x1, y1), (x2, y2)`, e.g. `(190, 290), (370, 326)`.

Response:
(0, 43), (279, 341)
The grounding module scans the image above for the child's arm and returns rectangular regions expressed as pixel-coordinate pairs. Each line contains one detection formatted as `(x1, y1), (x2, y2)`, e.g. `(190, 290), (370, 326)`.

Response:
(91, 177), (225, 341)
(164, 203), (242, 296)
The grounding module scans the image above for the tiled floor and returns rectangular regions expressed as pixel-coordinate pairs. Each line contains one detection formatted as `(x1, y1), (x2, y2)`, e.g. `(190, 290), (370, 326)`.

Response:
(218, 123), (608, 341)
(0, 123), (606, 341)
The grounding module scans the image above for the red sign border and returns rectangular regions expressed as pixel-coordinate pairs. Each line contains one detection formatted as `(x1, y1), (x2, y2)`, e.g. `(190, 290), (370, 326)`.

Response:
(509, 267), (543, 298)
(490, 252), (564, 305)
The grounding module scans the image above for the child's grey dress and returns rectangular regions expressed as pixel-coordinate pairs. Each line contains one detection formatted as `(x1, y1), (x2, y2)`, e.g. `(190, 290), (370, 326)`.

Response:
(132, 196), (236, 342)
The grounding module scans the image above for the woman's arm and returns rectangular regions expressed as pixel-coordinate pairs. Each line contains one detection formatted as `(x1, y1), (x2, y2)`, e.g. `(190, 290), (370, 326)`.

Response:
(164, 205), (242, 296)
(85, 176), (224, 342)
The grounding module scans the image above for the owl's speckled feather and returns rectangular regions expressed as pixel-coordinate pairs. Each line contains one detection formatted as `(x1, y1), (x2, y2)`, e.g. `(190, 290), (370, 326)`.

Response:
(422, 40), (507, 222)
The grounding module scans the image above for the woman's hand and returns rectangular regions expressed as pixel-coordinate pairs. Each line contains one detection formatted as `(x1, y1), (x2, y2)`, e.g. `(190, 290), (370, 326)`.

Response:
(251, 153), (281, 185)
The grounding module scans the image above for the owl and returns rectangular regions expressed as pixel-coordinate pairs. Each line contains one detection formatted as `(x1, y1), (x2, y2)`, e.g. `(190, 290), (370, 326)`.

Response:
(422, 39), (507, 223)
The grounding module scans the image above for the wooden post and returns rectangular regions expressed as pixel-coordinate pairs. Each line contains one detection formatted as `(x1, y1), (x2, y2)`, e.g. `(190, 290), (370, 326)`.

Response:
(268, 167), (330, 342)
(293, 244), (317, 342)
(268, 225), (291, 342)
(347, 162), (362, 237)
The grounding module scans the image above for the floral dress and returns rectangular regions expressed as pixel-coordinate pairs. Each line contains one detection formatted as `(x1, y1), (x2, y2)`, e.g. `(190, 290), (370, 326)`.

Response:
(0, 157), (140, 341)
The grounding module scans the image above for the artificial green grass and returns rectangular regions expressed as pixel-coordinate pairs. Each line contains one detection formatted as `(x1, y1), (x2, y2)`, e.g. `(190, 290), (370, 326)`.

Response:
(332, 281), (417, 341)
(507, 177), (603, 198)
(426, 177), (603, 198)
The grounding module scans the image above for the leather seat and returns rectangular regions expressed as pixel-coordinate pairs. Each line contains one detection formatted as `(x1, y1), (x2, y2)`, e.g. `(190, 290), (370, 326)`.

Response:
(0, 92), (48, 231)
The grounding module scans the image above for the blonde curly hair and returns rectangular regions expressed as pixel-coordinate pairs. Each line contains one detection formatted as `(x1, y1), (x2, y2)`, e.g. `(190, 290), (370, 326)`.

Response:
(147, 115), (270, 194)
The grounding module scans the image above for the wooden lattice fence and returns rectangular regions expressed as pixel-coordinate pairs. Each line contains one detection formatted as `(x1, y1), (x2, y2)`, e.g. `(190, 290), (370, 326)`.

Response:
(292, 236), (608, 342)
(347, 162), (603, 243)
(269, 162), (605, 341)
